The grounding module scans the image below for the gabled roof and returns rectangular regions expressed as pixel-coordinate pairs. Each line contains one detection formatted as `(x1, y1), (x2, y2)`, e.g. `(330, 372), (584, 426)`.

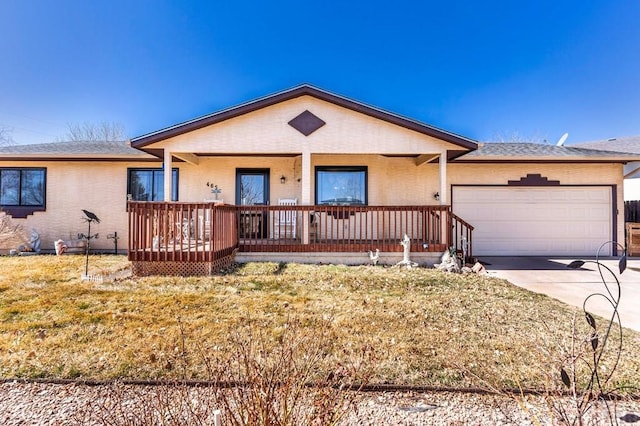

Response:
(131, 84), (478, 150)
(571, 135), (640, 154)
(456, 142), (640, 162)
(0, 140), (157, 161)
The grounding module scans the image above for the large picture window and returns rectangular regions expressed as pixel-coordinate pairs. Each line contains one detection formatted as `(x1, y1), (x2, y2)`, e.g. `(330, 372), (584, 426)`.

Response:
(127, 168), (178, 201)
(0, 168), (46, 207)
(315, 166), (367, 205)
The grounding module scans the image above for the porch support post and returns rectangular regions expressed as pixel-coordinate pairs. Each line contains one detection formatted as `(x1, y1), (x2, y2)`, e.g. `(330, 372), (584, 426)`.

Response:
(438, 152), (449, 249)
(301, 150), (311, 205)
(164, 149), (173, 201)
(301, 150), (311, 244)
(439, 152), (447, 204)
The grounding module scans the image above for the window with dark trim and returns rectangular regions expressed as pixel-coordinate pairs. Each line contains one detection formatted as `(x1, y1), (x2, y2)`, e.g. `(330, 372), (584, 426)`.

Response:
(127, 168), (178, 201)
(315, 166), (367, 205)
(236, 169), (270, 206)
(0, 167), (46, 209)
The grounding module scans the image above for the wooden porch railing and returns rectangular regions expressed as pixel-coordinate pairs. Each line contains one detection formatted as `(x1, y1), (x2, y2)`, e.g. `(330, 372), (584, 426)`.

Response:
(128, 203), (474, 262)
(128, 202), (237, 262)
(449, 212), (474, 259)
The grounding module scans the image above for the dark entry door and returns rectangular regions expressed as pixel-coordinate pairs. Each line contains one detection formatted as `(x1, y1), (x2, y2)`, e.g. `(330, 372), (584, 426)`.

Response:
(236, 169), (269, 238)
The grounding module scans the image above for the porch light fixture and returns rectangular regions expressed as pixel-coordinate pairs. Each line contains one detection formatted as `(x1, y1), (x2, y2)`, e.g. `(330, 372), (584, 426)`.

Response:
(280, 175), (286, 184)
(433, 192), (440, 201)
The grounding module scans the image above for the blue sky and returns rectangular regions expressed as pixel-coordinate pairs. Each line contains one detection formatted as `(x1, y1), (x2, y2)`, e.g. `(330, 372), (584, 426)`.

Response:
(1, 0), (638, 145)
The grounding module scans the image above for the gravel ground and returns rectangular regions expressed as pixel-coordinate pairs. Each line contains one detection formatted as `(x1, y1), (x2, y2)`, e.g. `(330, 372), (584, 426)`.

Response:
(1, 381), (639, 425)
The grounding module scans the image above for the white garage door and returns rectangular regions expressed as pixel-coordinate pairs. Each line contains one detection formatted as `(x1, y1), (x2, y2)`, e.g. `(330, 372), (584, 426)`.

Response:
(452, 186), (612, 256)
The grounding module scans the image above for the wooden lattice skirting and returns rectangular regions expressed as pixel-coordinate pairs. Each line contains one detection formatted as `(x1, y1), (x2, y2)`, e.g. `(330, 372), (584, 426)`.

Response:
(131, 253), (236, 277)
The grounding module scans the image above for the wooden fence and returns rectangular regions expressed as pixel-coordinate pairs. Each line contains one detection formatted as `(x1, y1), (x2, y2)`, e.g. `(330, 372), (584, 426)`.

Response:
(625, 200), (640, 223)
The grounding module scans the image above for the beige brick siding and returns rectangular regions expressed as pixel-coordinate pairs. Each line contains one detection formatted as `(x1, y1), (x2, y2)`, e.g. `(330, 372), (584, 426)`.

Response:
(2, 157), (626, 255)
(3, 160), (160, 252)
(448, 163), (622, 186)
(176, 155), (442, 206)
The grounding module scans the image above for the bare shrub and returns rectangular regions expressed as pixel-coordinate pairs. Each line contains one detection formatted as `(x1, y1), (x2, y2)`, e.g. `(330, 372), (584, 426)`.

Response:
(0, 210), (25, 250)
(542, 314), (622, 425)
(72, 383), (220, 425)
(201, 316), (374, 425)
(542, 250), (633, 425)
(72, 315), (374, 426)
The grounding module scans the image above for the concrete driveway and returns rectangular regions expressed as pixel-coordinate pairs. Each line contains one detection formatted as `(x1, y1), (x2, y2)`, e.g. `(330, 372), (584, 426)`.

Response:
(480, 256), (640, 332)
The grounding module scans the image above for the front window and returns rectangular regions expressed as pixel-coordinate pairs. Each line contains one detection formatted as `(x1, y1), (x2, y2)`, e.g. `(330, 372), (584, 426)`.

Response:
(0, 168), (46, 207)
(315, 166), (367, 205)
(127, 168), (178, 201)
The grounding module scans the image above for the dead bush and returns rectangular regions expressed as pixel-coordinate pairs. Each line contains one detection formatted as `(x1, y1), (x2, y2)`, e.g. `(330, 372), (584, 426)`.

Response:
(73, 315), (375, 426)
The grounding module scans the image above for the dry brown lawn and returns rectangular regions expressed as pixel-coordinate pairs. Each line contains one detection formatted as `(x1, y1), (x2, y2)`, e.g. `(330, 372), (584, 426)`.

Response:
(1, 255), (639, 391)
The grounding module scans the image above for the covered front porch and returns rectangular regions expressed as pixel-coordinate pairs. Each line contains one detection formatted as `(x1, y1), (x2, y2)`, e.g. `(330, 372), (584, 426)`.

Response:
(126, 85), (479, 275)
(127, 202), (473, 276)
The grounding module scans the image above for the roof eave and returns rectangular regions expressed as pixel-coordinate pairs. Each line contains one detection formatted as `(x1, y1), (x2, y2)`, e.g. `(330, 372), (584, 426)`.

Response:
(0, 153), (157, 161)
(455, 155), (638, 162)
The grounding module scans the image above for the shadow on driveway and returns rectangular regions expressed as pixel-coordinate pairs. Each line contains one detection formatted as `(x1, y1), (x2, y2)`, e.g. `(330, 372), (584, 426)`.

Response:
(477, 256), (573, 271)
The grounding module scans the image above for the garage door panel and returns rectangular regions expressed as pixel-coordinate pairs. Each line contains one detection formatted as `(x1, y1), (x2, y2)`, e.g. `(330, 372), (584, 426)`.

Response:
(471, 234), (609, 255)
(564, 221), (609, 235)
(471, 220), (609, 239)
(453, 187), (611, 256)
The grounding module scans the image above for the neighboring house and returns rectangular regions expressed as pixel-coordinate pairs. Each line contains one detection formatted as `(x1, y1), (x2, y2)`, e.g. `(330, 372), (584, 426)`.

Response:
(571, 136), (640, 201)
(1, 85), (637, 273)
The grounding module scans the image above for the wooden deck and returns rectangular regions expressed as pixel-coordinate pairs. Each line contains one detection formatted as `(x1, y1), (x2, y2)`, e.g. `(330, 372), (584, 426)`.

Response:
(128, 202), (473, 272)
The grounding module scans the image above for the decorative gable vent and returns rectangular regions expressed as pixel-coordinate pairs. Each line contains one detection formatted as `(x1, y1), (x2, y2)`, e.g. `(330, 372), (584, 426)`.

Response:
(288, 110), (326, 136)
(508, 173), (560, 186)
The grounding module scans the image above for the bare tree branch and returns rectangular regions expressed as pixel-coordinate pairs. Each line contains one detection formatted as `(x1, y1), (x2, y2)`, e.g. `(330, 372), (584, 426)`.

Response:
(57, 121), (126, 142)
(0, 125), (15, 147)
(490, 131), (549, 144)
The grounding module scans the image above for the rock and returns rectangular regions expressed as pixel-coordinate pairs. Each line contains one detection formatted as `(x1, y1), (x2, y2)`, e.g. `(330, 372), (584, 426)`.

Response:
(471, 262), (487, 275)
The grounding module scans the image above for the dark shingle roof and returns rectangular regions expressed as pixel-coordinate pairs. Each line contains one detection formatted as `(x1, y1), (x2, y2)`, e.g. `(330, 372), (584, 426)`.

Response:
(457, 142), (640, 161)
(0, 140), (155, 159)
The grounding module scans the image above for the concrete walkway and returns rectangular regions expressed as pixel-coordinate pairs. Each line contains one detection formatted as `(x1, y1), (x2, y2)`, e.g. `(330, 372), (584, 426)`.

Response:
(480, 256), (640, 332)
